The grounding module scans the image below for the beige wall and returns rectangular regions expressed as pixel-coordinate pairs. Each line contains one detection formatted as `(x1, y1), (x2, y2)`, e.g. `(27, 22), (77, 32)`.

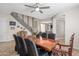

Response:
(0, 14), (32, 42)
(65, 6), (79, 49)
(53, 6), (79, 49)
(0, 14), (8, 42)
(0, 13), (41, 42)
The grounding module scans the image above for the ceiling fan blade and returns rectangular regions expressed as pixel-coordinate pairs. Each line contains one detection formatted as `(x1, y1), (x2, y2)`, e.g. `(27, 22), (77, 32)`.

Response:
(32, 3), (39, 7)
(35, 3), (39, 6)
(39, 10), (43, 13)
(31, 10), (35, 13)
(39, 6), (50, 9)
(25, 5), (35, 8)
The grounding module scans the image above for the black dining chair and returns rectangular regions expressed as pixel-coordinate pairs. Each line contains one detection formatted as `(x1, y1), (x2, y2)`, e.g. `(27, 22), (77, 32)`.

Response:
(25, 39), (49, 56)
(13, 34), (20, 54)
(48, 33), (55, 40)
(13, 34), (28, 56)
(16, 36), (28, 56)
(41, 32), (47, 39)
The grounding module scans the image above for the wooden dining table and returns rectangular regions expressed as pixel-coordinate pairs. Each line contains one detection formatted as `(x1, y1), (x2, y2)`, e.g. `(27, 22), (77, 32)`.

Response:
(34, 39), (58, 52)
(25, 36), (58, 55)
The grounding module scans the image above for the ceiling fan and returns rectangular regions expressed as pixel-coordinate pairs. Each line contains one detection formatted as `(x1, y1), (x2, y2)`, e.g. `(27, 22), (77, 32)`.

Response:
(24, 3), (50, 14)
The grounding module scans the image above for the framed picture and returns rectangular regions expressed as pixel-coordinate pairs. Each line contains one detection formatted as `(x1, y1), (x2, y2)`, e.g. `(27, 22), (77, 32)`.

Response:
(10, 27), (15, 30)
(17, 26), (20, 28)
(9, 21), (16, 26)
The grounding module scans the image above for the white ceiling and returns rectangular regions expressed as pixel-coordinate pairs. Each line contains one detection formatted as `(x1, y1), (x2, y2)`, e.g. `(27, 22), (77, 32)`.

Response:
(0, 3), (79, 19)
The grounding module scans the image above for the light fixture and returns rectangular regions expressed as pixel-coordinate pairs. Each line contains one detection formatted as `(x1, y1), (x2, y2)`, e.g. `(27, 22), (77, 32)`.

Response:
(35, 7), (39, 11)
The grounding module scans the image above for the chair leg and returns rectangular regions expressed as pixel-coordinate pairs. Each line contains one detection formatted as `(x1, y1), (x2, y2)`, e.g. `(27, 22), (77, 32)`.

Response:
(48, 51), (52, 56)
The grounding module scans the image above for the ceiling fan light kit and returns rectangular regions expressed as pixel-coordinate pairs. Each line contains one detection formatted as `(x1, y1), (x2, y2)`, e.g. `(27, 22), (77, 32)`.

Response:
(25, 3), (50, 13)
(35, 7), (40, 11)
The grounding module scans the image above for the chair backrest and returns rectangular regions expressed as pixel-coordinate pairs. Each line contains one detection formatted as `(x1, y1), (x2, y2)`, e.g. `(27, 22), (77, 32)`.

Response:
(13, 34), (20, 51)
(16, 36), (28, 56)
(25, 39), (38, 56)
(41, 32), (47, 39)
(69, 33), (75, 56)
(48, 33), (55, 40)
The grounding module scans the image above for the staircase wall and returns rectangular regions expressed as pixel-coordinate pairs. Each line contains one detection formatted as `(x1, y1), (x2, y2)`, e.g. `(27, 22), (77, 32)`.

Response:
(11, 12), (33, 33)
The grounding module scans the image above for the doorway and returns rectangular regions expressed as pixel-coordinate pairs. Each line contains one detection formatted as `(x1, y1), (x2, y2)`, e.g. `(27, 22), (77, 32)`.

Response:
(40, 23), (52, 33)
(56, 18), (65, 41)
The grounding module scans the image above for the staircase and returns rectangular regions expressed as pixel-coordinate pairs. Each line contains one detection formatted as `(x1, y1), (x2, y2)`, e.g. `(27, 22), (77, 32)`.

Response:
(10, 12), (33, 33)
